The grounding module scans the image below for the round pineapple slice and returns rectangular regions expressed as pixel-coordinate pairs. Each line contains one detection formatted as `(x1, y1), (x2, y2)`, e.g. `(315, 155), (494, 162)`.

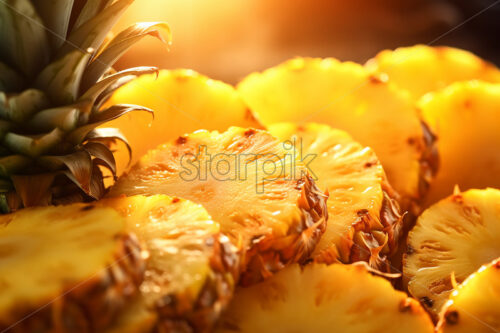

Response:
(101, 195), (238, 332)
(238, 57), (437, 213)
(366, 45), (500, 99)
(420, 81), (500, 207)
(109, 127), (328, 285)
(437, 258), (500, 333)
(268, 123), (403, 270)
(404, 188), (500, 318)
(0, 204), (144, 332)
(104, 298), (157, 333)
(216, 263), (434, 333)
(105, 69), (263, 174)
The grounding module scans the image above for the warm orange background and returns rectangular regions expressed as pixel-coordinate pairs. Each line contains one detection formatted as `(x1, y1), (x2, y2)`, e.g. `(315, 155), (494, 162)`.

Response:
(114, 0), (496, 84)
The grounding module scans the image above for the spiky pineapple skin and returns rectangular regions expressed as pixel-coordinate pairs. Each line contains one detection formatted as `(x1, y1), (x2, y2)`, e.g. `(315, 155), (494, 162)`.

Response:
(268, 122), (403, 271)
(404, 188), (500, 318)
(0, 204), (145, 333)
(101, 195), (240, 332)
(109, 127), (328, 286)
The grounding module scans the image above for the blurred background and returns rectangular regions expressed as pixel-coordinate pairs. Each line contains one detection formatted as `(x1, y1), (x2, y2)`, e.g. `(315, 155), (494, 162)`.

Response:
(114, 0), (500, 84)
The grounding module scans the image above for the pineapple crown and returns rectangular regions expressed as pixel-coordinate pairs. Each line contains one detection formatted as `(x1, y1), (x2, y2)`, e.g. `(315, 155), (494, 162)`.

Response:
(0, 0), (170, 211)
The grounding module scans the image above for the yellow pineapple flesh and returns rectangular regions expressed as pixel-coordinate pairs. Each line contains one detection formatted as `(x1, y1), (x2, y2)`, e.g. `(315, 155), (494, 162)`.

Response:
(268, 123), (402, 270)
(109, 127), (328, 285)
(104, 298), (157, 333)
(238, 57), (437, 213)
(0, 204), (144, 332)
(437, 258), (500, 333)
(404, 188), (500, 318)
(366, 45), (500, 99)
(105, 69), (263, 174)
(216, 263), (434, 333)
(420, 81), (500, 207)
(101, 195), (238, 332)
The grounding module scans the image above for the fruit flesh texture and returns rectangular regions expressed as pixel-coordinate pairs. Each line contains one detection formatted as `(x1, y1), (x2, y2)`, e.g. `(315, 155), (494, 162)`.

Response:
(0, 204), (144, 332)
(109, 127), (328, 285)
(268, 122), (402, 269)
(420, 81), (500, 207)
(101, 195), (238, 332)
(437, 258), (500, 333)
(404, 188), (500, 318)
(366, 45), (500, 99)
(105, 69), (263, 174)
(238, 57), (432, 212)
(104, 298), (157, 333)
(216, 263), (434, 333)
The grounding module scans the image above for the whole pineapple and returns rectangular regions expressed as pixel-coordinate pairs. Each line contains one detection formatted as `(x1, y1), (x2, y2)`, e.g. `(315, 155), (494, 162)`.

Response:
(0, 0), (170, 212)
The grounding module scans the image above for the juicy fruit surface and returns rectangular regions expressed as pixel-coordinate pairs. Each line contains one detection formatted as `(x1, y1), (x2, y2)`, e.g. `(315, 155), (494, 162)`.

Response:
(101, 195), (238, 332)
(238, 57), (432, 211)
(216, 263), (434, 333)
(104, 298), (157, 333)
(268, 123), (402, 269)
(420, 81), (500, 206)
(0, 204), (143, 331)
(109, 127), (328, 285)
(404, 188), (500, 317)
(105, 69), (262, 173)
(366, 45), (500, 99)
(437, 258), (500, 333)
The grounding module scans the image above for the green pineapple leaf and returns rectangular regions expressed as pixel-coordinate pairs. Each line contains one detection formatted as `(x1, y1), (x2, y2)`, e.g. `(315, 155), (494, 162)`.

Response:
(35, 50), (91, 105)
(81, 22), (171, 90)
(72, 0), (114, 31)
(59, 0), (133, 57)
(3, 128), (64, 157)
(0, 89), (49, 123)
(0, 61), (25, 91)
(29, 106), (80, 132)
(0, 0), (50, 77)
(32, 0), (75, 50)
(0, 155), (31, 177)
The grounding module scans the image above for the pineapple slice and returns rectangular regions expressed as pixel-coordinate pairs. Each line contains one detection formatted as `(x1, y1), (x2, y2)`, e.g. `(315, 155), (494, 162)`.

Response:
(0, 204), (144, 332)
(437, 258), (500, 333)
(366, 45), (500, 99)
(109, 127), (328, 285)
(404, 188), (500, 318)
(238, 57), (437, 213)
(101, 195), (238, 332)
(420, 81), (500, 206)
(268, 123), (403, 269)
(104, 298), (157, 333)
(216, 263), (434, 333)
(105, 69), (263, 174)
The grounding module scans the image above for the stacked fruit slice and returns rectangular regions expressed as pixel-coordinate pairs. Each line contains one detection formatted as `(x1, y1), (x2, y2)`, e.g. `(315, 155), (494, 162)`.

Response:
(105, 69), (263, 173)
(216, 263), (434, 333)
(437, 258), (500, 333)
(268, 123), (403, 270)
(109, 127), (328, 285)
(237, 57), (437, 213)
(0, 204), (144, 332)
(366, 45), (500, 99)
(419, 81), (500, 207)
(404, 188), (500, 318)
(101, 195), (239, 332)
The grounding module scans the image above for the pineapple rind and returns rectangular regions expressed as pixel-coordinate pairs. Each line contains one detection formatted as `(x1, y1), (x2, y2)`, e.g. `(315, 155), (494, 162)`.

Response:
(101, 195), (239, 332)
(366, 45), (500, 99)
(404, 188), (500, 318)
(0, 204), (145, 332)
(437, 258), (500, 333)
(268, 123), (403, 271)
(216, 263), (434, 333)
(109, 127), (328, 285)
